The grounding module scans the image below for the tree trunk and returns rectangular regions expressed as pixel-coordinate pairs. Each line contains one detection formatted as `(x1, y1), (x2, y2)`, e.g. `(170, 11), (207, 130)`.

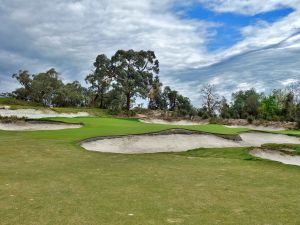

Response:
(126, 93), (131, 111)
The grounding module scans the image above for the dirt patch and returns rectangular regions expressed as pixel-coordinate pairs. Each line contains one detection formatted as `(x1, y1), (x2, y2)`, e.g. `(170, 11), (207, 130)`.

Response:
(81, 130), (300, 154)
(250, 149), (300, 166)
(139, 118), (208, 125)
(0, 108), (89, 119)
(0, 121), (82, 131)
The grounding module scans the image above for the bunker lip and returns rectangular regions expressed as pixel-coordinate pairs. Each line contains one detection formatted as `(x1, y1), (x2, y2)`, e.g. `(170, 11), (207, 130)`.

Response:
(250, 149), (300, 166)
(0, 120), (83, 131)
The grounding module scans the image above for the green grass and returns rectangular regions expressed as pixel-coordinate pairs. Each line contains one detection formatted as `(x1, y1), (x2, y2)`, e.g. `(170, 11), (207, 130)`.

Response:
(1, 117), (300, 225)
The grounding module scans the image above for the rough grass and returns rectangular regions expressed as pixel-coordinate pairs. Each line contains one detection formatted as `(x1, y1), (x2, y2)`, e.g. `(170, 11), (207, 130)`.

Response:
(1, 117), (300, 225)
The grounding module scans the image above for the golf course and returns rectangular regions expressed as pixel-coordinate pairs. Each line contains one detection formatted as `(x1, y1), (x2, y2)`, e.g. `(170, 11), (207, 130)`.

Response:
(1, 106), (300, 225)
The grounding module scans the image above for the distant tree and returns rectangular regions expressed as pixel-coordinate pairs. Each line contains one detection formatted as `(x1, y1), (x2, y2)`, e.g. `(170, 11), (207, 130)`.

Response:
(85, 54), (112, 108)
(111, 49), (159, 110)
(12, 68), (63, 106)
(200, 84), (219, 117)
(259, 95), (278, 120)
(282, 92), (295, 121)
(219, 97), (231, 118)
(296, 103), (300, 128)
(148, 75), (163, 110)
(12, 70), (32, 101)
(30, 68), (63, 106)
(176, 95), (195, 117)
(231, 89), (261, 119)
(53, 81), (88, 107)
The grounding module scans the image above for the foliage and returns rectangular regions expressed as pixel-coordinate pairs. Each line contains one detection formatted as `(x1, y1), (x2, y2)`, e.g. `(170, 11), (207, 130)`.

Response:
(111, 50), (159, 110)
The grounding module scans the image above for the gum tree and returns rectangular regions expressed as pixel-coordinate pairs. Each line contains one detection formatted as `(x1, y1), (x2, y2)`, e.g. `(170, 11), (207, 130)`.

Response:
(111, 49), (159, 110)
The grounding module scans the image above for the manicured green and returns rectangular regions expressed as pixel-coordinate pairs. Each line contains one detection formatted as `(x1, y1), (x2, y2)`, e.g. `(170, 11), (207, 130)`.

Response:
(1, 117), (300, 225)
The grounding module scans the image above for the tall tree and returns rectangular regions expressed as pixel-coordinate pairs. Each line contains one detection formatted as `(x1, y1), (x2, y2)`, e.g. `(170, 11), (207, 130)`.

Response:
(111, 50), (159, 110)
(30, 68), (63, 106)
(12, 70), (32, 101)
(85, 54), (112, 108)
(200, 84), (219, 117)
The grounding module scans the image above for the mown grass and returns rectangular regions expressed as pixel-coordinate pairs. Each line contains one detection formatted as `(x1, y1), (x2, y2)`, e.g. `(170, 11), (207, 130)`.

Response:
(1, 117), (300, 225)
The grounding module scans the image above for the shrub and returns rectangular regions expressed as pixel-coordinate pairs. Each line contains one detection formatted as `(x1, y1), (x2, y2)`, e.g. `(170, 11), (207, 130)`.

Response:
(208, 117), (223, 124)
(247, 115), (255, 124)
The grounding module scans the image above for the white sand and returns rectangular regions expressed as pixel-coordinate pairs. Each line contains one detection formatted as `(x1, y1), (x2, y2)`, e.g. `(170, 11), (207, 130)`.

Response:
(139, 119), (207, 125)
(225, 125), (285, 131)
(0, 108), (89, 119)
(0, 122), (82, 131)
(240, 132), (300, 146)
(250, 149), (300, 166)
(81, 134), (242, 154)
(81, 131), (300, 154)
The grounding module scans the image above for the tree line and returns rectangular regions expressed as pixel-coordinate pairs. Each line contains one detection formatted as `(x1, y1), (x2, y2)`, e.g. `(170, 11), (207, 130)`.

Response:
(200, 84), (300, 124)
(6, 49), (300, 123)
(8, 49), (194, 115)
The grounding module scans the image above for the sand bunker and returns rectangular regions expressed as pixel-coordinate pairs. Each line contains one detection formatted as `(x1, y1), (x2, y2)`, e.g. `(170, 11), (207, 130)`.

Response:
(0, 108), (89, 119)
(81, 130), (300, 154)
(81, 133), (241, 154)
(225, 125), (285, 131)
(139, 119), (207, 125)
(250, 149), (300, 166)
(0, 121), (82, 131)
(240, 132), (300, 146)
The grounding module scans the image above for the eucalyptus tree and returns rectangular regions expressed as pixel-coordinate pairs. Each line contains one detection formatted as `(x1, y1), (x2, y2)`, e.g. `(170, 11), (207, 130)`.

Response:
(85, 54), (112, 108)
(111, 50), (159, 110)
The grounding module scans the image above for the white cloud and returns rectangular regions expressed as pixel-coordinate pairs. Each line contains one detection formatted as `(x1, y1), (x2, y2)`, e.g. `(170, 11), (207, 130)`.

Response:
(279, 78), (298, 86)
(198, 0), (299, 15)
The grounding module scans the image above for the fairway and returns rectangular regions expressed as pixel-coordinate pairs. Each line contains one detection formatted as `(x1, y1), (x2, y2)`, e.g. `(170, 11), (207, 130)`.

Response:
(1, 117), (300, 225)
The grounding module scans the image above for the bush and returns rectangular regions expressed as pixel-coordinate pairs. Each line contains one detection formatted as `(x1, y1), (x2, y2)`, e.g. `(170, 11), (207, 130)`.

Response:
(208, 117), (223, 124)
(247, 115), (255, 124)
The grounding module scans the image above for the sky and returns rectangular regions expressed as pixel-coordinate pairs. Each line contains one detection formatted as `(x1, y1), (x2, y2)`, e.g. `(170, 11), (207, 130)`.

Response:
(1, 0), (300, 105)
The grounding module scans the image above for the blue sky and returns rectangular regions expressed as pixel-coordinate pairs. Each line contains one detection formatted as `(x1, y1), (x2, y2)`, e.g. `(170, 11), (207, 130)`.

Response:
(1, 0), (300, 105)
